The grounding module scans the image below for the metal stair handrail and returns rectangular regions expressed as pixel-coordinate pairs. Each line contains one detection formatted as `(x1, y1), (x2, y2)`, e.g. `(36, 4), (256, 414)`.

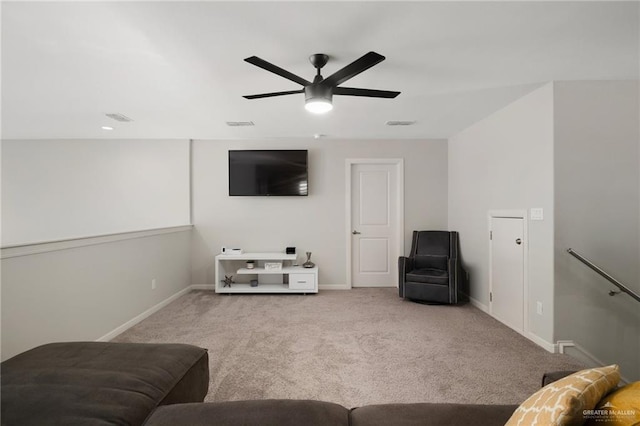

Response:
(567, 248), (640, 303)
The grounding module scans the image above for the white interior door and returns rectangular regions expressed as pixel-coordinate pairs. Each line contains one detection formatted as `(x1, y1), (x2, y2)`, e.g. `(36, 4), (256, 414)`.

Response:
(350, 163), (399, 287)
(490, 216), (524, 332)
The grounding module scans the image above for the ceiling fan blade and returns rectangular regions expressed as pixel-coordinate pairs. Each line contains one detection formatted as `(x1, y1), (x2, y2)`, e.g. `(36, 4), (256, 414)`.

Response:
(321, 52), (386, 88)
(334, 87), (400, 98)
(244, 56), (311, 86)
(243, 89), (304, 100)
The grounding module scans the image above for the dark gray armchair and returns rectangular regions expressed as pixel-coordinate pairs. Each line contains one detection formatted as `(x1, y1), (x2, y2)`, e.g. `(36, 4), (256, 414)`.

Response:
(398, 230), (468, 304)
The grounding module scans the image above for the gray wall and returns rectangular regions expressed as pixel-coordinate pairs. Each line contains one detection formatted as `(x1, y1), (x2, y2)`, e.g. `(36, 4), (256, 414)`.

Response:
(1, 230), (192, 360)
(191, 139), (448, 286)
(554, 81), (640, 380)
(448, 83), (555, 345)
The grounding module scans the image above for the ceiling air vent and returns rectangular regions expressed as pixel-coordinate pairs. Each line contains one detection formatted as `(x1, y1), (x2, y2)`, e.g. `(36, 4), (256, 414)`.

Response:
(386, 120), (416, 126)
(105, 113), (133, 122)
(226, 121), (255, 127)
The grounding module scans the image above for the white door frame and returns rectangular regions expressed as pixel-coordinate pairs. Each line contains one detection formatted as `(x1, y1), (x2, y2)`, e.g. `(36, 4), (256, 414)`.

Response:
(488, 209), (529, 337)
(346, 159), (404, 289)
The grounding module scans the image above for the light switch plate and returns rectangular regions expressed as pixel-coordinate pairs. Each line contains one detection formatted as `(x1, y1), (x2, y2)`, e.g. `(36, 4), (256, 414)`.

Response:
(530, 208), (544, 220)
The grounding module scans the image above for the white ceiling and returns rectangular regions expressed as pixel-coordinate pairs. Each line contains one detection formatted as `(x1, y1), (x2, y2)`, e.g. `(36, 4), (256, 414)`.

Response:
(2, 1), (638, 140)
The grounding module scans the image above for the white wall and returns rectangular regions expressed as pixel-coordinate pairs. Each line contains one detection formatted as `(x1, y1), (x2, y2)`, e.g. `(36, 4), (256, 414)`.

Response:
(1, 230), (192, 360)
(1, 139), (191, 246)
(191, 139), (448, 286)
(448, 83), (555, 345)
(554, 81), (640, 380)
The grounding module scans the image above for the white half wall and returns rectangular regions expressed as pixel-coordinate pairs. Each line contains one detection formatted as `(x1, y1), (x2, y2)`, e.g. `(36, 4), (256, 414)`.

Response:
(448, 83), (555, 345)
(1, 139), (191, 246)
(191, 139), (448, 286)
(554, 81), (640, 380)
(1, 228), (192, 360)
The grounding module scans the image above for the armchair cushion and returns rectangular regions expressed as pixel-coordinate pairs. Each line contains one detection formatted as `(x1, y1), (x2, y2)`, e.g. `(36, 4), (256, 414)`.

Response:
(414, 254), (448, 271)
(406, 269), (449, 285)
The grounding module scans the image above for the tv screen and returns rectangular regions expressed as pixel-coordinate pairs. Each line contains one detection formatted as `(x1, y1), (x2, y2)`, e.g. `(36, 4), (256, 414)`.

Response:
(229, 150), (308, 196)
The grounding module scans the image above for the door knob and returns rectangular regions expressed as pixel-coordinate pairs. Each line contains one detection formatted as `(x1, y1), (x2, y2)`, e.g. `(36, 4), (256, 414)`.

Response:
(516, 238), (522, 245)
(352, 230), (361, 235)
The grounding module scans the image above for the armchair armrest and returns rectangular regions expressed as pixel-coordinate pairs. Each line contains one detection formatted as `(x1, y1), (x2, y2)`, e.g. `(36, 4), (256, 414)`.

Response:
(398, 256), (413, 298)
(447, 257), (458, 303)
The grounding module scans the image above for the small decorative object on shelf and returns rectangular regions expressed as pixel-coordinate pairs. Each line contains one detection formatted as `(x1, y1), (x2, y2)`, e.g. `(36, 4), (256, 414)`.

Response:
(246, 260), (255, 269)
(222, 247), (243, 255)
(303, 252), (315, 268)
(264, 262), (282, 271)
(250, 279), (258, 287)
(222, 275), (235, 287)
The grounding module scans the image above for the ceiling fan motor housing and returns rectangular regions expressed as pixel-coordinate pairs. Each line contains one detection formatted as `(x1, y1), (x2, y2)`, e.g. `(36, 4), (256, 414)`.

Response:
(305, 85), (333, 103)
(309, 53), (329, 70)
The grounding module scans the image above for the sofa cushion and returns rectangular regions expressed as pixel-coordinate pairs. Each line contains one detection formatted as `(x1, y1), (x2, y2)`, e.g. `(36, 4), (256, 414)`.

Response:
(505, 364), (620, 426)
(406, 268), (449, 285)
(144, 400), (350, 426)
(542, 370), (576, 387)
(350, 403), (517, 426)
(1, 342), (209, 426)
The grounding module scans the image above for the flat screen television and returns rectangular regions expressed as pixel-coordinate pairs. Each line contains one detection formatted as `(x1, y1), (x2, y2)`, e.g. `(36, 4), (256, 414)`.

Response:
(228, 150), (308, 196)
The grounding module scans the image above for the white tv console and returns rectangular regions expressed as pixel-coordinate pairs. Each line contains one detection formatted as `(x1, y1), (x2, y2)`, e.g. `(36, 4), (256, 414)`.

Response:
(214, 252), (318, 294)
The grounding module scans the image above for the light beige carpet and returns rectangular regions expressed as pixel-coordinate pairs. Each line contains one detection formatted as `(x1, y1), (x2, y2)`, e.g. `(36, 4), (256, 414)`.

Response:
(112, 288), (585, 408)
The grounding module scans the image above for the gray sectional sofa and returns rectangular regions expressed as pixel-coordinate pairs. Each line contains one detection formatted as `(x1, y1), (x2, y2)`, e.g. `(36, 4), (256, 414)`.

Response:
(1, 342), (519, 426)
(144, 400), (518, 426)
(1, 342), (209, 425)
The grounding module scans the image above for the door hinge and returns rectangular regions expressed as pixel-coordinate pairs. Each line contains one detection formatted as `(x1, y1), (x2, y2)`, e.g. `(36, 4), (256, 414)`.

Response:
(489, 231), (492, 240)
(490, 292), (493, 302)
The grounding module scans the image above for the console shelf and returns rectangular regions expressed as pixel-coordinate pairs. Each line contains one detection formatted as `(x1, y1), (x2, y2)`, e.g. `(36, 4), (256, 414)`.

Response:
(236, 266), (310, 274)
(215, 252), (318, 294)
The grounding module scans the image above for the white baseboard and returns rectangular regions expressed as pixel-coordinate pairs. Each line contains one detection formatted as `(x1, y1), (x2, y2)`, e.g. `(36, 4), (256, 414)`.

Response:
(319, 284), (350, 290)
(557, 340), (630, 384)
(557, 340), (604, 365)
(469, 296), (488, 313)
(190, 284), (216, 290)
(97, 285), (192, 341)
(557, 340), (608, 365)
(528, 332), (557, 353)
(470, 296), (556, 353)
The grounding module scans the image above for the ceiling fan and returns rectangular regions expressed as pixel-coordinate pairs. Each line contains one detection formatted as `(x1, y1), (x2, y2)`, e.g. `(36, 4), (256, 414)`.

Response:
(243, 51), (400, 114)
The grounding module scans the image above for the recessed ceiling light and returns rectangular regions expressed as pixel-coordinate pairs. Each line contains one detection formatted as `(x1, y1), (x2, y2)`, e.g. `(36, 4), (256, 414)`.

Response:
(101, 126), (114, 130)
(105, 113), (133, 122)
(386, 120), (416, 126)
(226, 121), (255, 127)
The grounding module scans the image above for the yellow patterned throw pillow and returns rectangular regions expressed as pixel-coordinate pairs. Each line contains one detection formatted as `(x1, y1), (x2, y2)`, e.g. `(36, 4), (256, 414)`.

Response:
(585, 381), (640, 426)
(505, 365), (621, 426)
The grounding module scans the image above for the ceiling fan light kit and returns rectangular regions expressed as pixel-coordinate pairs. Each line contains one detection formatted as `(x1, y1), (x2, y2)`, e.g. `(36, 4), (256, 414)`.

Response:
(304, 85), (333, 114)
(243, 52), (400, 114)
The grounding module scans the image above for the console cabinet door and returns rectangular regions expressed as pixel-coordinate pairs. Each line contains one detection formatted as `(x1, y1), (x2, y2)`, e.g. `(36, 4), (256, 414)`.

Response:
(289, 273), (315, 290)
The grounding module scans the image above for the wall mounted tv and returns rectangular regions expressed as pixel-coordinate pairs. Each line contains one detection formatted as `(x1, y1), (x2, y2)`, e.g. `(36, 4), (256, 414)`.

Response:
(228, 150), (308, 196)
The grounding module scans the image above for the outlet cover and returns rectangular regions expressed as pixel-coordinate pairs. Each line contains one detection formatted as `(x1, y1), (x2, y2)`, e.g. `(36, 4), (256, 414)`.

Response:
(536, 301), (543, 315)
